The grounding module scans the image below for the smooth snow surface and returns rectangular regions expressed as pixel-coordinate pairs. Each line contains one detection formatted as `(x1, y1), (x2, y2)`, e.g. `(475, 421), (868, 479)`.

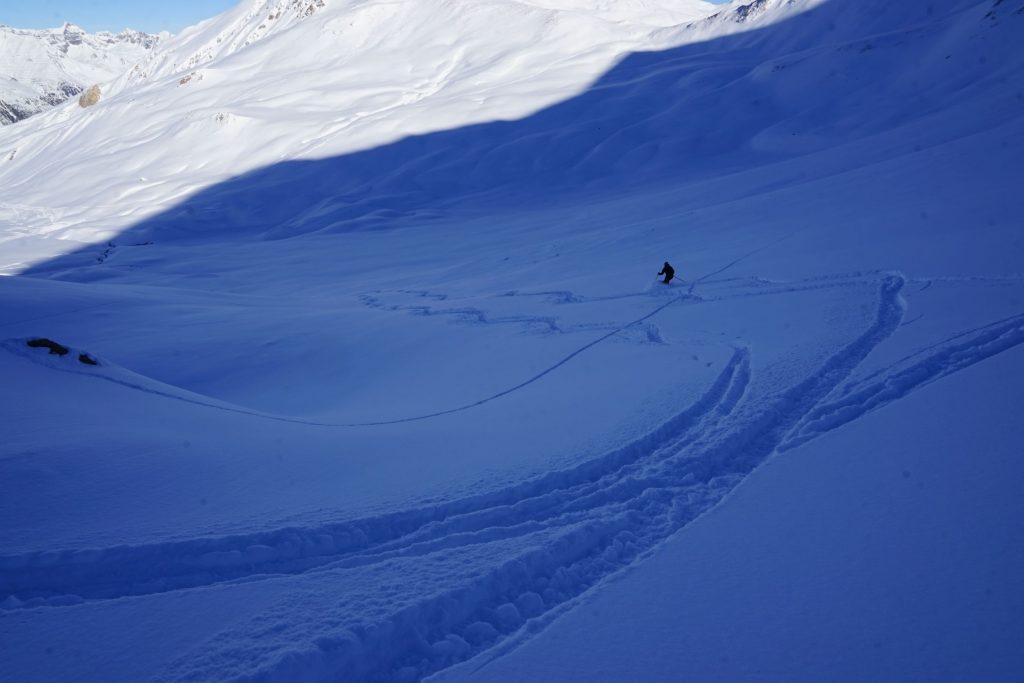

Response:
(1, 0), (1023, 681)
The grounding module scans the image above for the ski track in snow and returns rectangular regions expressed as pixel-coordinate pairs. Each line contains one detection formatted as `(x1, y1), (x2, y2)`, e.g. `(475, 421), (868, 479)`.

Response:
(783, 311), (1024, 451)
(0, 0), (1022, 678)
(0, 267), (1016, 665)
(358, 289), (669, 342)
(5, 272), (1024, 681)
(2, 283), (691, 429)
(0, 268), (899, 431)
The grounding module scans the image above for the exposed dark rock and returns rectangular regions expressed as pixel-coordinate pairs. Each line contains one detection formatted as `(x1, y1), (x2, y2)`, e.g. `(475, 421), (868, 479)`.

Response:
(0, 99), (33, 125)
(26, 338), (70, 355)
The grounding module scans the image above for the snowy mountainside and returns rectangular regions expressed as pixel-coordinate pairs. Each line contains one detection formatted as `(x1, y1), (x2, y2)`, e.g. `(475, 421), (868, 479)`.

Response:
(0, 0), (721, 269)
(1, 0), (1019, 268)
(1, 0), (1024, 682)
(0, 22), (164, 125)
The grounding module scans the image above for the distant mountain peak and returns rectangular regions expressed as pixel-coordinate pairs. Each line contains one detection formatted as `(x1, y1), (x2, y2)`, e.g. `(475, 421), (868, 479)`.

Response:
(0, 23), (165, 125)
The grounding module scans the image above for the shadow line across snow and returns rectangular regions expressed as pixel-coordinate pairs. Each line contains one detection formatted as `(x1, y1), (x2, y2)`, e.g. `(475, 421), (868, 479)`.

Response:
(17, 0), (984, 278)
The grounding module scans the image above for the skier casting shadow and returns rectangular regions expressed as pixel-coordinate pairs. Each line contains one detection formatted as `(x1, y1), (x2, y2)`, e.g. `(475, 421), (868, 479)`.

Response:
(657, 261), (675, 284)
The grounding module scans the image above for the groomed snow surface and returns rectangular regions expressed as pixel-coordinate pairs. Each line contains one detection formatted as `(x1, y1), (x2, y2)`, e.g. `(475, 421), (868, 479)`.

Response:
(1, 0), (1023, 681)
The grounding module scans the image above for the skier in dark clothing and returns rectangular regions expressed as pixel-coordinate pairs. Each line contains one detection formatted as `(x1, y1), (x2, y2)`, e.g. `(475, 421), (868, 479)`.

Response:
(658, 261), (675, 284)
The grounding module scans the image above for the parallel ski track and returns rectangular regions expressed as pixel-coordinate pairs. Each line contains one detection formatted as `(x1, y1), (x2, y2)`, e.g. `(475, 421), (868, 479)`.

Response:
(5, 273), (1024, 683)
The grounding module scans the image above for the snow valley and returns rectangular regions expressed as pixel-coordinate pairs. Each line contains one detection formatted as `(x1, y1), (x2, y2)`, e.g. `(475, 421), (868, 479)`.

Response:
(0, 1), (1022, 682)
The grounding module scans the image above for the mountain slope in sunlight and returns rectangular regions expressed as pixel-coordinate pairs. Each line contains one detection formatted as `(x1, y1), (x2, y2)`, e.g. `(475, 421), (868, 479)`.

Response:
(0, 0), (719, 266)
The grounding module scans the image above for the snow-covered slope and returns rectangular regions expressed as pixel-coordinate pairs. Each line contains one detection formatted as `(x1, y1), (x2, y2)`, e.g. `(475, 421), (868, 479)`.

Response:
(1, 0), (1023, 681)
(0, 0), (719, 269)
(0, 22), (164, 125)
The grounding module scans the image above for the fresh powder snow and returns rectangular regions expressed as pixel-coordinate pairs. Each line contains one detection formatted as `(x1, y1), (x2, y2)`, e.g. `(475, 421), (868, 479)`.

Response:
(0, 0), (1022, 681)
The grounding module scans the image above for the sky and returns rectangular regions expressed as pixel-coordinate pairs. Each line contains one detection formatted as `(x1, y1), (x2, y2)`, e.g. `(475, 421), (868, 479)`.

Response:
(0, 0), (240, 34)
(3, 0), (733, 35)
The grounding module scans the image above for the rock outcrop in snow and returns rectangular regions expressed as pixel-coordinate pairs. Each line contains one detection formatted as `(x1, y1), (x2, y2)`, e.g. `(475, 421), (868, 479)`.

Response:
(77, 85), (101, 108)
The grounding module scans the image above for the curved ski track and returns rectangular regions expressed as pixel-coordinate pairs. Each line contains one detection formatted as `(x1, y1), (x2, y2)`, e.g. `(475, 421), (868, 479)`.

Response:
(4, 281), (689, 429)
(4, 273), (1024, 682)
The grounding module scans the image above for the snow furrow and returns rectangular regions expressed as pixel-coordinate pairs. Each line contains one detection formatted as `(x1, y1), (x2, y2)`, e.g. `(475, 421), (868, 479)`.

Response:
(2, 274), (929, 682)
(0, 272), (910, 620)
(782, 312), (1024, 451)
(0, 345), (750, 606)
(6, 267), (1018, 680)
(13, 272), (1019, 682)
(161, 274), (913, 682)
